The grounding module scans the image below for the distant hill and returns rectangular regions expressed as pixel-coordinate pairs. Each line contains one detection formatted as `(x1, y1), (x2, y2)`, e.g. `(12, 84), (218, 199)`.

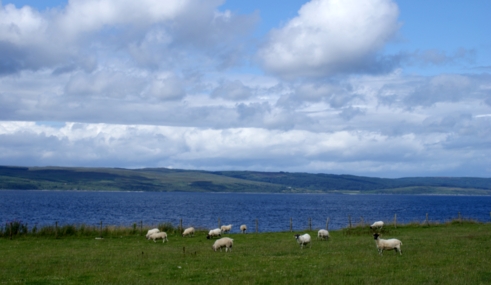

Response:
(1, 166), (490, 195)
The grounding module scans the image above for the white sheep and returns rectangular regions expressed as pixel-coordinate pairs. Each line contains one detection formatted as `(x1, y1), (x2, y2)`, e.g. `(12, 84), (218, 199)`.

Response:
(182, 227), (195, 237)
(148, 232), (168, 243)
(212, 237), (234, 252)
(294, 233), (311, 249)
(373, 233), (402, 255)
(370, 221), (384, 230)
(220, 224), (232, 234)
(207, 228), (222, 239)
(240, 224), (247, 234)
(146, 228), (160, 239)
(317, 229), (330, 240)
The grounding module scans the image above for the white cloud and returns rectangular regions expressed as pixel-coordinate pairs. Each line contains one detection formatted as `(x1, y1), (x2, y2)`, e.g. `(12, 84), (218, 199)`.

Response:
(257, 0), (400, 78)
(1, 120), (490, 177)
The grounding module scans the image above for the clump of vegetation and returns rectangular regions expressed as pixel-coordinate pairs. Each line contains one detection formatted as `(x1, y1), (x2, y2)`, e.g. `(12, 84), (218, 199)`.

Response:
(0, 221), (185, 238)
(1, 220), (29, 237)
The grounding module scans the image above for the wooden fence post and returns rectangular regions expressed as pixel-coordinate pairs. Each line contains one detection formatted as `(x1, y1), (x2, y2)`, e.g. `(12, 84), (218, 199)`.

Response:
(100, 220), (103, 238)
(394, 214), (397, 228)
(360, 216), (364, 227)
(458, 212), (461, 224)
(218, 218), (221, 229)
(10, 222), (12, 240)
(180, 219), (183, 232)
(426, 213), (429, 226)
(140, 221), (142, 236)
(326, 218), (330, 231)
(348, 215), (352, 229)
(55, 221), (58, 239)
(255, 219), (258, 233)
(309, 217), (312, 231)
(290, 217), (292, 232)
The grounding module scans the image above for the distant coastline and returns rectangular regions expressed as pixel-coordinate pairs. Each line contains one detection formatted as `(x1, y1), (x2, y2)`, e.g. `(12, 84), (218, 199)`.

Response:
(1, 165), (490, 195)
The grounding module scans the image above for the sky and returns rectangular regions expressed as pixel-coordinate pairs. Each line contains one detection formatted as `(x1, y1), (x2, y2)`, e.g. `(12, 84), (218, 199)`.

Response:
(0, 0), (490, 178)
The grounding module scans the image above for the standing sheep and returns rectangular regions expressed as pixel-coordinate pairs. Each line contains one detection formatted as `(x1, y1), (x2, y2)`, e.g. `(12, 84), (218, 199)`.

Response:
(373, 233), (402, 255)
(220, 224), (232, 234)
(317, 229), (330, 240)
(294, 233), (311, 249)
(370, 221), (384, 230)
(240, 224), (247, 234)
(148, 232), (168, 243)
(146, 228), (160, 239)
(212, 237), (234, 252)
(182, 227), (195, 237)
(207, 228), (222, 239)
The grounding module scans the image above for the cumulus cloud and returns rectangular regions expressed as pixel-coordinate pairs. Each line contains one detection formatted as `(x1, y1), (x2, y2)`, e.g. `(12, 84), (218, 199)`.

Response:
(0, 0), (490, 178)
(1, 120), (489, 177)
(257, 0), (400, 78)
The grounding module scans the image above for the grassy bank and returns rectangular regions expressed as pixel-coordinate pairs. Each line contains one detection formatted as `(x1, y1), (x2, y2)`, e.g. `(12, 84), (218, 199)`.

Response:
(1, 222), (490, 284)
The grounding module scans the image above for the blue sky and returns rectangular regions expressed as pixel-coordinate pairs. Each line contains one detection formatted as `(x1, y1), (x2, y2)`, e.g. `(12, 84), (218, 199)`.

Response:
(0, 0), (490, 178)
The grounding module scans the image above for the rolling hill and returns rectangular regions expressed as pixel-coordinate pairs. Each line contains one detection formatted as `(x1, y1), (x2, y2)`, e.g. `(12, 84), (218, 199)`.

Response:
(1, 165), (490, 195)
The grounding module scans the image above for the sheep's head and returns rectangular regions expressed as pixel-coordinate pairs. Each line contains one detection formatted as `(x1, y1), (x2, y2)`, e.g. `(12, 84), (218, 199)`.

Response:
(373, 233), (380, 240)
(206, 235), (211, 239)
(294, 234), (300, 240)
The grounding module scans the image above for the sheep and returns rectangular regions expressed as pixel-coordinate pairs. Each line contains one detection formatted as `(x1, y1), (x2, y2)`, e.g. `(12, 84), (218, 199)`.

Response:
(148, 232), (168, 243)
(373, 233), (402, 255)
(240, 224), (247, 234)
(146, 228), (160, 239)
(370, 221), (384, 230)
(207, 228), (222, 239)
(220, 224), (232, 234)
(182, 227), (195, 237)
(317, 229), (330, 240)
(294, 233), (311, 249)
(212, 237), (234, 252)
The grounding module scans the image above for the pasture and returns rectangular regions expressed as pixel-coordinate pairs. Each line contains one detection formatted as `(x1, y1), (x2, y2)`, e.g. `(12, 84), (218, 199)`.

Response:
(1, 222), (490, 284)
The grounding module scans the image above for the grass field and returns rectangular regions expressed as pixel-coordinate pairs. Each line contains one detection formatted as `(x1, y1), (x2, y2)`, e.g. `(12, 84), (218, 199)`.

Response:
(1, 222), (490, 284)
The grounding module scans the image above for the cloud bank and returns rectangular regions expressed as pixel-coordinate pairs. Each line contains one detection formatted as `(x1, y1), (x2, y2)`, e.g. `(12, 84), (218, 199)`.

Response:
(0, 0), (490, 178)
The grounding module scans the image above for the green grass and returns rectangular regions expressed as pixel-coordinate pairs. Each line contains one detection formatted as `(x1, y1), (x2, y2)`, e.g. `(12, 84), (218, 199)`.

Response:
(1, 222), (490, 284)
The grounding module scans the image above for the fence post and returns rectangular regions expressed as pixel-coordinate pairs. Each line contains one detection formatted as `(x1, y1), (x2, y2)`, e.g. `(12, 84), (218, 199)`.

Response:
(10, 222), (12, 240)
(458, 212), (461, 224)
(326, 218), (330, 230)
(394, 214), (397, 228)
(218, 217), (221, 229)
(100, 220), (103, 238)
(309, 217), (312, 231)
(255, 219), (258, 233)
(55, 221), (58, 239)
(360, 216), (364, 227)
(348, 215), (352, 229)
(140, 221), (142, 236)
(180, 219), (183, 232)
(426, 213), (429, 226)
(290, 217), (292, 232)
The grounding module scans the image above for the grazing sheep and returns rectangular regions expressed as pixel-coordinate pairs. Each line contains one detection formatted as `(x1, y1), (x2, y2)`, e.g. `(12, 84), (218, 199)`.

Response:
(212, 237), (234, 252)
(373, 233), (402, 255)
(207, 228), (222, 239)
(148, 232), (168, 243)
(182, 227), (195, 237)
(294, 233), (312, 249)
(146, 228), (160, 239)
(240, 224), (247, 234)
(220, 224), (232, 234)
(317, 229), (330, 240)
(370, 221), (384, 230)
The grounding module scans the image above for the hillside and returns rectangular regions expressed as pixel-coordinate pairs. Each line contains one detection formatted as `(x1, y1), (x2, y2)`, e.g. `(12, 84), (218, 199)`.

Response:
(1, 165), (490, 195)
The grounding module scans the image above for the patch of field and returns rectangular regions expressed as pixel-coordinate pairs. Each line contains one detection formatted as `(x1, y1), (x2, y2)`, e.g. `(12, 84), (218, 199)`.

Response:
(1, 222), (490, 284)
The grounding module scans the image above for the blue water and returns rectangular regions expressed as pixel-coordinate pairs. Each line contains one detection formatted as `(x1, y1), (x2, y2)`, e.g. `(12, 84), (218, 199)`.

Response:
(1, 191), (490, 232)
